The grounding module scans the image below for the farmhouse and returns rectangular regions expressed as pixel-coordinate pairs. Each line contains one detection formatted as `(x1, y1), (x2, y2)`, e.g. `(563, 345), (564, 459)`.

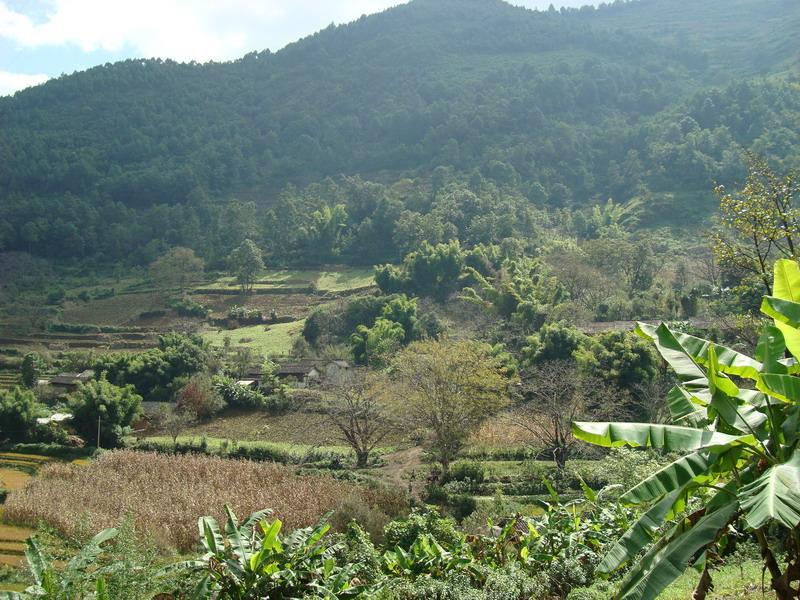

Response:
(244, 359), (351, 387)
(49, 369), (95, 394)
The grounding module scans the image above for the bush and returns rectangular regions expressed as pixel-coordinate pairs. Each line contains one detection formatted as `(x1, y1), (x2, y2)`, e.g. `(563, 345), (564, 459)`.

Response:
(170, 297), (209, 318)
(383, 508), (462, 551)
(212, 375), (267, 409)
(379, 572), (482, 600)
(566, 581), (615, 600)
(448, 494), (477, 521)
(176, 374), (224, 419)
(484, 565), (547, 599)
(447, 460), (486, 484)
(227, 305), (263, 323)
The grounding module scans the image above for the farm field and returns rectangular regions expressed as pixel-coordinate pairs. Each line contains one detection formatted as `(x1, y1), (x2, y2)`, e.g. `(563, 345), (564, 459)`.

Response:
(4, 450), (403, 552)
(196, 267), (375, 293)
(201, 320), (305, 356)
(0, 452), (57, 574)
(0, 265), (374, 358)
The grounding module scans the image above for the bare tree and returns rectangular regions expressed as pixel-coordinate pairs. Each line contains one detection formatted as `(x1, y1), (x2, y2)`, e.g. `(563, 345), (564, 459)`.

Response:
(630, 371), (674, 424)
(513, 360), (618, 469)
(325, 371), (392, 468)
(158, 405), (197, 445)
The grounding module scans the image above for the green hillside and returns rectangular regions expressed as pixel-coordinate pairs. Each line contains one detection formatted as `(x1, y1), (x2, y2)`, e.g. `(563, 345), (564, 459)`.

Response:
(0, 0), (798, 267)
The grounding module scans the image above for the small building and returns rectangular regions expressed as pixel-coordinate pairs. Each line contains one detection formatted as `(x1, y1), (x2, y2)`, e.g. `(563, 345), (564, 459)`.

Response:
(243, 359), (351, 388)
(276, 361), (322, 386)
(49, 370), (95, 394)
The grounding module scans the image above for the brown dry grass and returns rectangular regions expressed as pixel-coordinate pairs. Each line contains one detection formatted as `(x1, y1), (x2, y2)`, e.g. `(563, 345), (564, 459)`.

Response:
(4, 450), (397, 552)
(469, 408), (540, 447)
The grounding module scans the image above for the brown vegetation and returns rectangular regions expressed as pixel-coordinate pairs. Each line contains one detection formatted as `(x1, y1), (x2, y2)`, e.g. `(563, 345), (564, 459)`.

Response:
(4, 450), (402, 552)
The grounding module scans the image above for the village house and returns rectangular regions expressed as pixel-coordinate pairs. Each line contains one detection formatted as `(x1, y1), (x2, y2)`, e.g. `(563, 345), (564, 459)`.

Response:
(244, 359), (351, 388)
(48, 369), (95, 395)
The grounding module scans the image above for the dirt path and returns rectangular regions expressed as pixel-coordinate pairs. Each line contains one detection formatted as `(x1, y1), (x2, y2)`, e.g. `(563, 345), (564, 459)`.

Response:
(374, 446), (429, 498)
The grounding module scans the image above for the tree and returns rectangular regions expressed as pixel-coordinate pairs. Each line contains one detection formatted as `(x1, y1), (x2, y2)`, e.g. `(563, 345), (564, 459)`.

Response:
(228, 239), (265, 294)
(0, 387), (43, 442)
(573, 258), (800, 600)
(148, 247), (204, 292)
(157, 404), (197, 445)
(20, 351), (45, 388)
(386, 339), (511, 474)
(710, 155), (799, 295)
(67, 378), (142, 448)
(514, 360), (612, 469)
(521, 321), (587, 367)
(325, 371), (392, 468)
(575, 330), (659, 391)
(350, 318), (405, 367)
(375, 240), (465, 301)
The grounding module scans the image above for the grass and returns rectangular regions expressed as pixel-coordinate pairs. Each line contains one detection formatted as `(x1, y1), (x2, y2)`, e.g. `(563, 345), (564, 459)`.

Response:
(4, 450), (401, 552)
(135, 435), (359, 461)
(660, 559), (765, 599)
(201, 267), (375, 293)
(0, 470), (31, 492)
(201, 320), (305, 356)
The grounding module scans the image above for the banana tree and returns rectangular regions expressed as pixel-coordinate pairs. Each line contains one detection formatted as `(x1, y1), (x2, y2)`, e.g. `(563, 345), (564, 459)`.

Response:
(174, 505), (374, 599)
(0, 529), (118, 600)
(573, 258), (800, 600)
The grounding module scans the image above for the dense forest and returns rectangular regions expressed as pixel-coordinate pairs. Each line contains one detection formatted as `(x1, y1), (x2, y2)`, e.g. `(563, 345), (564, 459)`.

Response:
(0, 0), (799, 267)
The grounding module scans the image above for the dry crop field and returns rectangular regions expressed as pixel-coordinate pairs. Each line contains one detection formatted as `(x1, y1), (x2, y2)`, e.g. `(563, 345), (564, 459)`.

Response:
(4, 450), (400, 552)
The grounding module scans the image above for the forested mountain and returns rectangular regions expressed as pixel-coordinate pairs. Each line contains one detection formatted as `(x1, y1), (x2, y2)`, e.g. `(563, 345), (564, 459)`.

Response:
(1, 0), (798, 266)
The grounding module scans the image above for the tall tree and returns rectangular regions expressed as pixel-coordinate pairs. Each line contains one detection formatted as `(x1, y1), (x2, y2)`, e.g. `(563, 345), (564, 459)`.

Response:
(385, 339), (511, 474)
(325, 371), (392, 468)
(710, 155), (799, 295)
(228, 239), (265, 294)
(514, 360), (618, 468)
(20, 351), (45, 388)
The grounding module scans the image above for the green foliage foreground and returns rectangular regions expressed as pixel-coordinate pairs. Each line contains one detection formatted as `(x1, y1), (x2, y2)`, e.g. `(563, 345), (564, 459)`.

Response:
(574, 258), (800, 600)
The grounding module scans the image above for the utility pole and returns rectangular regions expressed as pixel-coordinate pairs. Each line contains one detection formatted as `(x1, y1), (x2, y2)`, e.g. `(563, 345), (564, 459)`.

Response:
(97, 414), (101, 449)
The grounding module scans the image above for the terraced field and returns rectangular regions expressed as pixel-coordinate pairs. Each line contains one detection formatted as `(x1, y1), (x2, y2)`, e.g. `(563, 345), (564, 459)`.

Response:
(0, 453), (51, 570)
(0, 371), (20, 390)
(202, 320), (306, 356)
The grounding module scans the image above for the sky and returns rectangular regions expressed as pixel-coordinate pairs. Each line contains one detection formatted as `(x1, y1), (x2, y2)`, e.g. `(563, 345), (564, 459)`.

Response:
(0, 0), (596, 96)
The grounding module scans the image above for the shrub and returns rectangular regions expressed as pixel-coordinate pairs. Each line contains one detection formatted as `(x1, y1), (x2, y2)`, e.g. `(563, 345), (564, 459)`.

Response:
(448, 494), (477, 522)
(212, 375), (267, 409)
(227, 304), (263, 323)
(176, 374), (224, 419)
(447, 460), (485, 484)
(484, 565), (547, 599)
(170, 296), (209, 318)
(383, 508), (462, 551)
(566, 581), (615, 600)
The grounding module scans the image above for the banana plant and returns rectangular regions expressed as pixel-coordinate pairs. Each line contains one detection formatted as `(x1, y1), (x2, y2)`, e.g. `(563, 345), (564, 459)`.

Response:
(382, 533), (481, 582)
(174, 505), (374, 599)
(0, 529), (118, 600)
(573, 258), (800, 600)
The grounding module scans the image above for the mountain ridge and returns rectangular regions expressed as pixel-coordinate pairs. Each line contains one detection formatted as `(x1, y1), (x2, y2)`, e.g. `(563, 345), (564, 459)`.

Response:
(0, 0), (798, 264)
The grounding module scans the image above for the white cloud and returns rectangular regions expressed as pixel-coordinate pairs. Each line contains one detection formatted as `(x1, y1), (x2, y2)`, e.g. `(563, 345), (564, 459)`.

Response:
(0, 0), (406, 63)
(0, 69), (48, 95)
